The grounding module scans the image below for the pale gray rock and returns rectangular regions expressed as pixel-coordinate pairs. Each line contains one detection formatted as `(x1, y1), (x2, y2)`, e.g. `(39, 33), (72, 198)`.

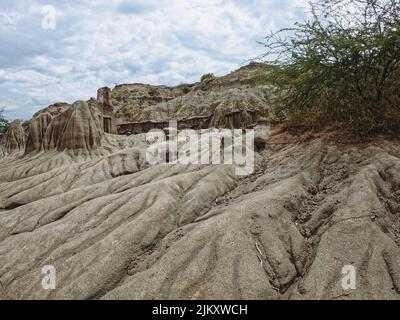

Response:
(0, 133), (400, 300)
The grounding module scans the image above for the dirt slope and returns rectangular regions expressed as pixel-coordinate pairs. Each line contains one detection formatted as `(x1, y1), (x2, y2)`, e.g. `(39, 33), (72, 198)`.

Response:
(110, 63), (270, 125)
(1, 129), (400, 300)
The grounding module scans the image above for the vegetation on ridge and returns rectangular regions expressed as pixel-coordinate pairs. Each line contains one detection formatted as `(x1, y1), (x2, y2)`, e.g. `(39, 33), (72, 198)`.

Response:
(261, 0), (400, 134)
(201, 73), (215, 82)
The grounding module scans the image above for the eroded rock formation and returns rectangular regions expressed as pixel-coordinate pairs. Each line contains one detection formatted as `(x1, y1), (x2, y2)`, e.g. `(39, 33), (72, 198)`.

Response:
(117, 89), (269, 134)
(33, 102), (71, 119)
(0, 132), (400, 299)
(25, 113), (53, 155)
(110, 64), (271, 134)
(43, 101), (103, 153)
(97, 87), (117, 134)
(111, 83), (191, 123)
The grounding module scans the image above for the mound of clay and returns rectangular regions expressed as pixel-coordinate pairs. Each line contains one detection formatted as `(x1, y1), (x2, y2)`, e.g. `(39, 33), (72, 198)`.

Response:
(0, 120), (26, 155)
(110, 64), (270, 132)
(1, 132), (400, 300)
(43, 101), (103, 153)
(112, 84), (188, 123)
(97, 87), (117, 134)
(25, 113), (53, 155)
(117, 88), (270, 134)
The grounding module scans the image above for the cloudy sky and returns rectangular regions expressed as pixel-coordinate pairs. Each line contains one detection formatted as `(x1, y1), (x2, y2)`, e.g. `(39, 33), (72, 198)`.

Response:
(0, 0), (308, 120)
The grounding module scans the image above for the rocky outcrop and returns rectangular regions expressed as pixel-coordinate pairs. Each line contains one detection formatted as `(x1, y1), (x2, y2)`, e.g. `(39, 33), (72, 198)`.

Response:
(25, 113), (53, 155)
(0, 120), (25, 155)
(111, 84), (190, 123)
(118, 121), (170, 135)
(110, 64), (271, 134)
(31, 64), (271, 136)
(97, 87), (117, 134)
(118, 112), (260, 135)
(111, 63), (270, 132)
(117, 88), (269, 134)
(43, 101), (103, 153)
(33, 102), (71, 119)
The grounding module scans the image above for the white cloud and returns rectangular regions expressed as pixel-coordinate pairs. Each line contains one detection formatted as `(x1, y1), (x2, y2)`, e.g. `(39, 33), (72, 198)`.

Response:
(0, 0), (309, 119)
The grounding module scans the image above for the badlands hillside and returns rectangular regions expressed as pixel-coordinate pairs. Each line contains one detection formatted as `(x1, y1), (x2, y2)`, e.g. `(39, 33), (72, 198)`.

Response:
(1, 64), (400, 300)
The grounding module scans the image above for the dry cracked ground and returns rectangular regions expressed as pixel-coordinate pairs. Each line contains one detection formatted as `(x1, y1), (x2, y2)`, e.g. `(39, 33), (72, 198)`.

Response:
(1, 126), (400, 300)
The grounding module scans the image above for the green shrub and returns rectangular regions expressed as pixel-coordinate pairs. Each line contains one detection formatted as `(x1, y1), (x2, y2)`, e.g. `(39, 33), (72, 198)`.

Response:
(262, 0), (400, 135)
(201, 73), (215, 82)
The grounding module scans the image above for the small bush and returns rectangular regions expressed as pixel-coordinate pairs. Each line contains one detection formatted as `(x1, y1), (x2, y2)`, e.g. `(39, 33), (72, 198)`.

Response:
(201, 73), (215, 82)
